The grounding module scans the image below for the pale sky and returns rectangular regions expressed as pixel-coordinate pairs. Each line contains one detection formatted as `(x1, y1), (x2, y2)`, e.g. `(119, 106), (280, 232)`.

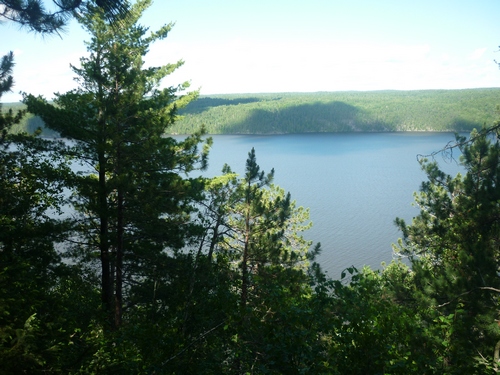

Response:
(2, 0), (500, 102)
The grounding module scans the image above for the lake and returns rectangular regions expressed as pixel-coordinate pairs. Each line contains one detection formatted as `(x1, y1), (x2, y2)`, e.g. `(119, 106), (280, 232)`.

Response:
(196, 132), (464, 278)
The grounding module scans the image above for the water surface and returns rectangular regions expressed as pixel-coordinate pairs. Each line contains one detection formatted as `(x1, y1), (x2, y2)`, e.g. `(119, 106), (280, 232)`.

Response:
(199, 133), (464, 278)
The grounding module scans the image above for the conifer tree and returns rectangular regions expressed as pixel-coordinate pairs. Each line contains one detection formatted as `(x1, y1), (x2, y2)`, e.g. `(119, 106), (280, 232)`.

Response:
(395, 126), (500, 373)
(23, 0), (210, 331)
(0, 34), (89, 374)
(192, 148), (320, 373)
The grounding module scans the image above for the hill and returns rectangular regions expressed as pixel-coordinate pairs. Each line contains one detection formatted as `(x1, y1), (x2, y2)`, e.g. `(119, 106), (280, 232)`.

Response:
(173, 89), (500, 134)
(4, 88), (500, 135)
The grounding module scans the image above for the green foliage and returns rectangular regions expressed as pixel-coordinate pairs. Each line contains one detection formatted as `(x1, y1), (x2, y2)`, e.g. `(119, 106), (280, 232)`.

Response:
(170, 89), (499, 134)
(327, 267), (390, 373)
(8, 88), (498, 135)
(0, 53), (26, 138)
(0, 40), (88, 375)
(395, 125), (500, 373)
(0, 0), (128, 34)
(23, 0), (208, 333)
(177, 149), (327, 374)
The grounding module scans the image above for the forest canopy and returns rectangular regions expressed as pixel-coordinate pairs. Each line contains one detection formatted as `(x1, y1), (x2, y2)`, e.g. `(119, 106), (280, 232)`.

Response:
(171, 89), (500, 134)
(5, 88), (500, 135)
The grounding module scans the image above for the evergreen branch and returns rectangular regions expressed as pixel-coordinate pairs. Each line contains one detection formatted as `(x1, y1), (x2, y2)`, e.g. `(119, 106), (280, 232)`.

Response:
(436, 286), (500, 308)
(417, 122), (500, 163)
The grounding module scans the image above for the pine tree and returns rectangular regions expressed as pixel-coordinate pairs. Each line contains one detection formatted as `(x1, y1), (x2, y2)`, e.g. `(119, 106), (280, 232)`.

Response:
(395, 126), (500, 373)
(0, 37), (90, 374)
(23, 0), (210, 331)
(192, 148), (320, 373)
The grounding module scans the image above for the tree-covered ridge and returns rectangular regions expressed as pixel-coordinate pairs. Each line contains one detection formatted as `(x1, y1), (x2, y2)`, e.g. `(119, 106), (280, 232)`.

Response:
(172, 89), (500, 134)
(5, 88), (500, 135)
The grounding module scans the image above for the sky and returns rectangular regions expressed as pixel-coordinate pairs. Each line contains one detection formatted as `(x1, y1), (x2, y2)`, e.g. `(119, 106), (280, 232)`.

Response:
(2, 0), (500, 103)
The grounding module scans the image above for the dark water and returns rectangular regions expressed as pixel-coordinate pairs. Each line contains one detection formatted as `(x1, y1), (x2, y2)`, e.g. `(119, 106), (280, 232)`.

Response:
(198, 133), (464, 278)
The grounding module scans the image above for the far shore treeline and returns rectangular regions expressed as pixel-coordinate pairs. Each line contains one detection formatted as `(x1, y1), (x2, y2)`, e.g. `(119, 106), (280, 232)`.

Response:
(5, 88), (500, 135)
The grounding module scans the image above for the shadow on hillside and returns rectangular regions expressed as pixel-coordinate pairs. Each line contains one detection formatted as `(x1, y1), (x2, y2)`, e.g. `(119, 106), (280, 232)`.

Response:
(450, 118), (484, 132)
(180, 97), (278, 115)
(223, 101), (392, 134)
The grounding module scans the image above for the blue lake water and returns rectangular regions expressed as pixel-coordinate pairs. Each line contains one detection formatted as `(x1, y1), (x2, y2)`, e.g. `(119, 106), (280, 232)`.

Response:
(196, 132), (464, 278)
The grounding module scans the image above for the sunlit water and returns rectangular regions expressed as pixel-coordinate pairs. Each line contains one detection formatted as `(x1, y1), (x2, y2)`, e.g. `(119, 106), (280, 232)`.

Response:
(196, 133), (464, 278)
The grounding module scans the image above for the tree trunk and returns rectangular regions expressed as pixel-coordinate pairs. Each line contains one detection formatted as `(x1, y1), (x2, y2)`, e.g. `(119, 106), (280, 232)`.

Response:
(240, 211), (250, 309)
(98, 147), (113, 329)
(115, 185), (124, 328)
(494, 339), (500, 369)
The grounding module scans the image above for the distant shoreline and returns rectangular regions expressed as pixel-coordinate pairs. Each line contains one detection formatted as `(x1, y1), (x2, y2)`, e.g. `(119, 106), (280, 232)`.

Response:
(5, 88), (500, 136)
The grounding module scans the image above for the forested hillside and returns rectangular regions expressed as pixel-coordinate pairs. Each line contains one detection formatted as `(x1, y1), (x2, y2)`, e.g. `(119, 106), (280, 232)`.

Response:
(173, 89), (500, 134)
(5, 88), (500, 135)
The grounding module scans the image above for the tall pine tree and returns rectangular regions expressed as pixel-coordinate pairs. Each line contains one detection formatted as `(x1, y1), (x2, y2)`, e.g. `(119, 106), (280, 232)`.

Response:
(23, 0), (210, 331)
(395, 126), (500, 373)
(191, 148), (320, 373)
